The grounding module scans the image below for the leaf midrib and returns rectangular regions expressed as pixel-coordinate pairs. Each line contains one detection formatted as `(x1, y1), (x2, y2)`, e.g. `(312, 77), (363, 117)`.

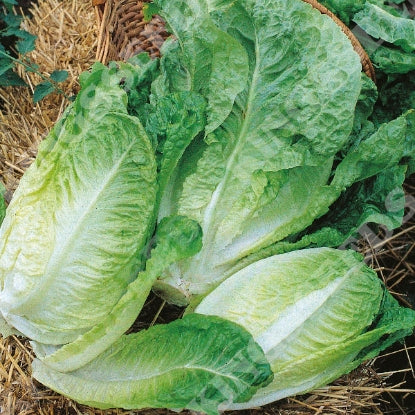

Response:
(195, 36), (262, 276)
(98, 363), (250, 387)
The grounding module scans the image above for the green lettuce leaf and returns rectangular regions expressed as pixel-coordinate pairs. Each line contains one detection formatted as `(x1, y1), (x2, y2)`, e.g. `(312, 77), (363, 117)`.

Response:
(371, 45), (415, 74)
(121, 55), (161, 121)
(311, 165), (407, 248)
(32, 314), (272, 414)
(153, 0), (249, 135)
(354, 3), (415, 53)
(333, 110), (415, 188)
(195, 248), (415, 409)
(319, 0), (365, 24)
(218, 165), (410, 285)
(349, 74), (378, 138)
(145, 91), (207, 201)
(34, 60), (158, 164)
(150, 39), (189, 102)
(245, 111), (415, 260)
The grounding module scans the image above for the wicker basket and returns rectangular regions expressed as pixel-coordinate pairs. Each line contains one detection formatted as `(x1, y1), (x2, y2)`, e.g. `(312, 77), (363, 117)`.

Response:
(94, 0), (375, 81)
(94, 0), (169, 63)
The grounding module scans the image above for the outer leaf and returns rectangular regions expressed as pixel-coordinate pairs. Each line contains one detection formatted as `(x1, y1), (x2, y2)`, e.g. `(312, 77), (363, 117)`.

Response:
(319, 0), (365, 24)
(0, 111), (157, 345)
(0, 314), (21, 337)
(33, 216), (202, 372)
(195, 248), (415, 409)
(332, 110), (415, 189)
(312, 165), (407, 249)
(0, 61), (165, 345)
(33, 314), (272, 414)
(34, 60), (155, 161)
(196, 248), (379, 341)
(372, 45), (415, 74)
(156, 0), (362, 304)
(230, 110), (415, 270)
(243, 112), (415, 261)
(354, 3), (415, 52)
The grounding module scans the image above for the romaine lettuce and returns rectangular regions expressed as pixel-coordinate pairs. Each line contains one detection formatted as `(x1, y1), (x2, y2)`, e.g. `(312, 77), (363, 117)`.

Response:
(195, 248), (415, 409)
(153, 0), (415, 306)
(0, 64), (158, 344)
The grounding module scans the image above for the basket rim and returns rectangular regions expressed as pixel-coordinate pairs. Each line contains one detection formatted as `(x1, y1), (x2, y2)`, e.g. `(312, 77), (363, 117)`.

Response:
(93, 0), (376, 79)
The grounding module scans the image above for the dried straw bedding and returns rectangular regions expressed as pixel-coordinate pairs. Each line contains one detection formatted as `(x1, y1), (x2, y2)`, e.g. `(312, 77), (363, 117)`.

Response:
(0, 1), (414, 414)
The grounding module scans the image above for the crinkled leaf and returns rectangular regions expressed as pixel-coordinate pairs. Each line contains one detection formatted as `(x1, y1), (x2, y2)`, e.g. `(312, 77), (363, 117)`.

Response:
(145, 91), (206, 200)
(319, 0), (365, 24)
(117, 57), (160, 121)
(153, 0), (249, 135)
(354, 3), (415, 52)
(151, 39), (188, 102)
(33, 314), (272, 414)
(311, 165), (407, 250)
(332, 110), (415, 188)
(0, 112), (157, 345)
(239, 112), (415, 260)
(372, 45), (415, 74)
